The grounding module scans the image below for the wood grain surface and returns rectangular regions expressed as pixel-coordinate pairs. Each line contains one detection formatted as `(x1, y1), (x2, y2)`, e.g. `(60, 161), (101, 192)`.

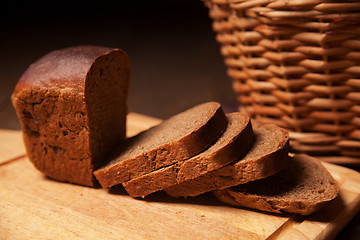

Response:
(1, 113), (360, 240)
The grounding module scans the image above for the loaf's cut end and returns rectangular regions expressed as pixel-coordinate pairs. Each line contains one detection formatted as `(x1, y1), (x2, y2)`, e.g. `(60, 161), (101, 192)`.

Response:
(213, 154), (339, 215)
(11, 45), (131, 186)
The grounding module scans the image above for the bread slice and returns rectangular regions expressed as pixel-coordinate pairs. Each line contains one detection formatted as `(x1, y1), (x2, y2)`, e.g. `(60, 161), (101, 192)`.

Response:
(94, 102), (228, 188)
(11, 46), (131, 186)
(213, 154), (339, 215)
(165, 122), (289, 198)
(122, 113), (255, 197)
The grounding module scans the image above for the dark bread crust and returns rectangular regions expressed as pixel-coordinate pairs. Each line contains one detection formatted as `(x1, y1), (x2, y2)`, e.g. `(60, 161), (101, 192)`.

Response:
(94, 102), (228, 188)
(122, 113), (255, 197)
(213, 154), (339, 215)
(14, 46), (118, 92)
(11, 46), (131, 186)
(165, 122), (289, 198)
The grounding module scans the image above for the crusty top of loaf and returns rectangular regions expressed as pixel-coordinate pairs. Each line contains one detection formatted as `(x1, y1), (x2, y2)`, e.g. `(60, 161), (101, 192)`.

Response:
(14, 46), (119, 92)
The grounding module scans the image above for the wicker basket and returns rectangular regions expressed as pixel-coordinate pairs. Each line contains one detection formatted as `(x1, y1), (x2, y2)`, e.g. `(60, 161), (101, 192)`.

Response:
(204, 0), (360, 164)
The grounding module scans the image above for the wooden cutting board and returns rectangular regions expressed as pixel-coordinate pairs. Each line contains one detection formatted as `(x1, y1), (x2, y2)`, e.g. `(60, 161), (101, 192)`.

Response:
(1, 113), (360, 240)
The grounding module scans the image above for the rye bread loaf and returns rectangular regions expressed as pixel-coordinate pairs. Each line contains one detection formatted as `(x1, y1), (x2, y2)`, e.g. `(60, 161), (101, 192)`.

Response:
(94, 102), (228, 188)
(164, 122), (289, 198)
(213, 154), (339, 215)
(11, 46), (131, 186)
(122, 113), (255, 198)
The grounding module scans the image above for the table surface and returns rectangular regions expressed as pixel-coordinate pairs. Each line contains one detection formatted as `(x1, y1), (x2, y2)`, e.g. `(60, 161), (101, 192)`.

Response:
(1, 114), (360, 240)
(1, 1), (359, 238)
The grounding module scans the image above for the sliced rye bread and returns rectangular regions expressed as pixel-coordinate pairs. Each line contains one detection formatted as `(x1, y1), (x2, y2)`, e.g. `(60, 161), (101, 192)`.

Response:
(164, 122), (289, 198)
(11, 46), (131, 186)
(213, 154), (339, 215)
(94, 102), (228, 188)
(122, 113), (255, 197)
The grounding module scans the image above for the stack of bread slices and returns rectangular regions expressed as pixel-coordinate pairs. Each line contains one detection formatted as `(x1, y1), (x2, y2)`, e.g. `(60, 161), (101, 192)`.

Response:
(12, 46), (339, 216)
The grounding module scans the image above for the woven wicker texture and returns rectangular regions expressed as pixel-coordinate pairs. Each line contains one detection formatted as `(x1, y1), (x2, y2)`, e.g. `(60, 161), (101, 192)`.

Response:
(204, 0), (360, 163)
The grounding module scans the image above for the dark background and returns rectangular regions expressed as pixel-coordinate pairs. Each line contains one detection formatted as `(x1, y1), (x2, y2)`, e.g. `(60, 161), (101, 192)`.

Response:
(1, 1), (359, 239)
(1, 0), (236, 130)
